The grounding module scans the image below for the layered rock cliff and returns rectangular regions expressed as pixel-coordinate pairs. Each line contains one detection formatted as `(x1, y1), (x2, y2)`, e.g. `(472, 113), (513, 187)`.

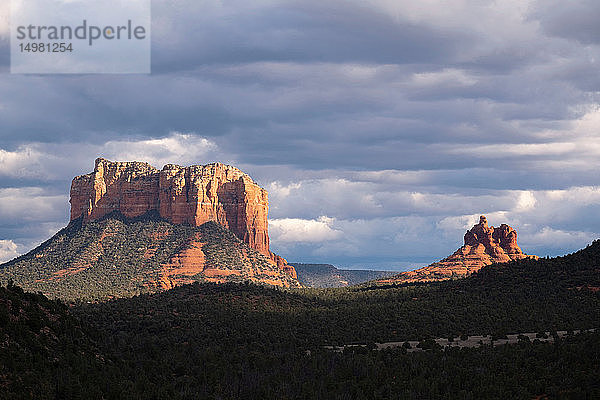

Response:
(379, 215), (538, 284)
(70, 158), (295, 278)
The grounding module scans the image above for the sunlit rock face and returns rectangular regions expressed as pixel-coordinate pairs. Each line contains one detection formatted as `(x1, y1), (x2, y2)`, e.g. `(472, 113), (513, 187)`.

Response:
(379, 215), (538, 284)
(70, 158), (295, 277)
(433, 215), (537, 271)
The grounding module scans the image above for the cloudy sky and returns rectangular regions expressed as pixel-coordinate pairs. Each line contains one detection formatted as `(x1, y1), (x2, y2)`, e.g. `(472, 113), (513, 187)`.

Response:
(1, 0), (600, 270)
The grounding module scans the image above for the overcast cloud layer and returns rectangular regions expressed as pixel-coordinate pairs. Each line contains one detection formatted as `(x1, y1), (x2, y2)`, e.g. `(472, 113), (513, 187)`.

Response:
(1, 0), (600, 269)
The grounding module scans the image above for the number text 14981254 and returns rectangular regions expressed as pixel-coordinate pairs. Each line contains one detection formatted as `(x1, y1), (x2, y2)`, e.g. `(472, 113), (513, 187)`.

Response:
(19, 43), (73, 53)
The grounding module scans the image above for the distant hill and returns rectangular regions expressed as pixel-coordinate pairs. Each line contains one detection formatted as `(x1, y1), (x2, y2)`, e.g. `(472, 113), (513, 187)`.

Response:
(291, 263), (395, 287)
(0, 212), (300, 301)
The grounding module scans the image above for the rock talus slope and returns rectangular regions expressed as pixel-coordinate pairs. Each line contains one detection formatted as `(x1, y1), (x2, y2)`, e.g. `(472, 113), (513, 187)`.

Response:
(0, 218), (301, 300)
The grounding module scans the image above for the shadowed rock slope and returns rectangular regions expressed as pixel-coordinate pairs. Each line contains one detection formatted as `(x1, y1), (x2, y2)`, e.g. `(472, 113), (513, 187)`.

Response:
(379, 215), (538, 284)
(0, 212), (301, 301)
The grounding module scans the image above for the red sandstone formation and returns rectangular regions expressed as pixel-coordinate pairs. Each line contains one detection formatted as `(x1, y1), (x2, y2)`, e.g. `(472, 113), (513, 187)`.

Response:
(70, 158), (294, 277)
(157, 232), (299, 289)
(379, 215), (538, 284)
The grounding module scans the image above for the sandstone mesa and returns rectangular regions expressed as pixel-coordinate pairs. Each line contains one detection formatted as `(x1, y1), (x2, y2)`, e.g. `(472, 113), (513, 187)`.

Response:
(70, 158), (296, 278)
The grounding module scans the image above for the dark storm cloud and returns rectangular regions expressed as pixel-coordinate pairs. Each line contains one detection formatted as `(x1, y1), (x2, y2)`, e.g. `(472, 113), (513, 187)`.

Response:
(532, 0), (600, 45)
(0, 0), (592, 157)
(151, 0), (470, 72)
(1, 0), (600, 267)
(0, 75), (240, 147)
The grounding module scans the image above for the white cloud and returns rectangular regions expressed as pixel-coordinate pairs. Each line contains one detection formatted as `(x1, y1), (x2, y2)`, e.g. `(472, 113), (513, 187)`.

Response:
(0, 240), (19, 263)
(102, 132), (221, 168)
(542, 186), (600, 204)
(267, 178), (383, 219)
(571, 107), (600, 136)
(271, 215), (457, 268)
(411, 69), (477, 87)
(0, 187), (67, 222)
(352, 169), (427, 184)
(267, 181), (302, 199)
(513, 190), (537, 212)
(0, 145), (48, 178)
(445, 109), (600, 165)
(266, 175), (544, 220)
(0, 132), (224, 182)
(270, 216), (342, 243)
(436, 211), (509, 235)
(264, 173), (600, 268)
(447, 142), (578, 158)
(437, 214), (481, 232)
(521, 227), (596, 250)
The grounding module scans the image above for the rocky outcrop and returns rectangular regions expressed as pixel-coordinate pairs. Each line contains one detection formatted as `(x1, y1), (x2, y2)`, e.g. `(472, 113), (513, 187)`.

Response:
(70, 159), (159, 222)
(271, 253), (297, 279)
(379, 215), (538, 284)
(450, 215), (533, 265)
(70, 158), (294, 277)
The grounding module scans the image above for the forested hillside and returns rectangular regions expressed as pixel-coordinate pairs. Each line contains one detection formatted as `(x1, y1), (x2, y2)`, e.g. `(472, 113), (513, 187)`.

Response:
(0, 282), (106, 399)
(0, 212), (300, 301)
(1, 239), (599, 398)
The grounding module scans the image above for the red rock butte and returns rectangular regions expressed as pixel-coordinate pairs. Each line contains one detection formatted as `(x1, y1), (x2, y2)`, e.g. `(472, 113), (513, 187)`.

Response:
(70, 158), (295, 277)
(379, 215), (538, 284)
